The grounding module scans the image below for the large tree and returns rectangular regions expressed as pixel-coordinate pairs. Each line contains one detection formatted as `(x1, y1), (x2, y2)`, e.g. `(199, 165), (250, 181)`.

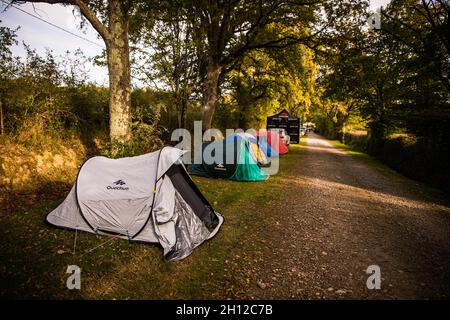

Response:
(136, 3), (198, 129)
(226, 39), (318, 129)
(378, 0), (450, 142)
(318, 0), (450, 148)
(182, 0), (322, 130)
(14, 0), (138, 143)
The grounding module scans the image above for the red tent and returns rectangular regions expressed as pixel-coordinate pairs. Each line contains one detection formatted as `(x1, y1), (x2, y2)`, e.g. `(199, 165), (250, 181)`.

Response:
(257, 131), (289, 155)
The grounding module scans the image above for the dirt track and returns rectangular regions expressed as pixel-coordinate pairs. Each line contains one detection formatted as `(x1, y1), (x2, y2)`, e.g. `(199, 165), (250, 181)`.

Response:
(242, 133), (450, 299)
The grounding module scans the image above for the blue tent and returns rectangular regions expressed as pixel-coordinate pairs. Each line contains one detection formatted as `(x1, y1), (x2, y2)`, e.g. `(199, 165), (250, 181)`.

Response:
(188, 133), (270, 181)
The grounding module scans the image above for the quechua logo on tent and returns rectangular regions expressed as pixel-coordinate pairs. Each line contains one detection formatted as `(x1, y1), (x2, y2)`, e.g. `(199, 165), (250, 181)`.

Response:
(214, 163), (227, 171)
(114, 179), (126, 185)
(107, 179), (130, 190)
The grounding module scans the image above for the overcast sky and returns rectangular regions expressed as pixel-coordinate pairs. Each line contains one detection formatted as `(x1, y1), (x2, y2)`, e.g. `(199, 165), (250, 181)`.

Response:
(0, 0), (391, 86)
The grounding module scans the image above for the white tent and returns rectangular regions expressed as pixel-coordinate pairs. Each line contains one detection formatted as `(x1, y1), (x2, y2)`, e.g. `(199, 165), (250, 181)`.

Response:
(47, 147), (223, 261)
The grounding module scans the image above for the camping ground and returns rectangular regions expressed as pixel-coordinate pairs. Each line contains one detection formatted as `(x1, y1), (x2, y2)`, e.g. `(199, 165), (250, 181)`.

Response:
(1, 133), (450, 299)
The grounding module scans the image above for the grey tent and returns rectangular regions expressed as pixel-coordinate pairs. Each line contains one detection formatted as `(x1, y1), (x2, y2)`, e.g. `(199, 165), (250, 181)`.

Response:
(46, 147), (223, 261)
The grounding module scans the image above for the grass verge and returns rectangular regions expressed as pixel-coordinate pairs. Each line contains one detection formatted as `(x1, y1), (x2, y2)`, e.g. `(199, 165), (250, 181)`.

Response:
(0, 145), (303, 299)
(327, 139), (406, 177)
(326, 138), (450, 210)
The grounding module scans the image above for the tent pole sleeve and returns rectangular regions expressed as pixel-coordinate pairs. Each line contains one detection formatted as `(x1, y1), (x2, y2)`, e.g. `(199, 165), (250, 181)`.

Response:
(73, 157), (97, 232)
(131, 146), (167, 239)
(207, 211), (224, 240)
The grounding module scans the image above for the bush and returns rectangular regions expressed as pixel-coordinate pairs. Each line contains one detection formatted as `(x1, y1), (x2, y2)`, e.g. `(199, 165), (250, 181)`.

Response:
(102, 122), (165, 158)
(339, 131), (449, 194)
(379, 135), (450, 193)
(343, 131), (369, 151)
(1, 48), (99, 144)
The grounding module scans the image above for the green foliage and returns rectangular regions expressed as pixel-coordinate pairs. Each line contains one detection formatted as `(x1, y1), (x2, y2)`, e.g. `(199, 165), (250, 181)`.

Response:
(68, 84), (109, 129)
(341, 132), (450, 194)
(343, 131), (370, 151)
(214, 23), (320, 130)
(308, 0), (450, 194)
(1, 143), (304, 299)
(131, 87), (202, 139)
(317, 0), (449, 146)
(102, 122), (165, 158)
(3, 47), (73, 139)
(132, 3), (200, 130)
(2, 1), (449, 192)
(0, 21), (18, 75)
(180, 0), (321, 67)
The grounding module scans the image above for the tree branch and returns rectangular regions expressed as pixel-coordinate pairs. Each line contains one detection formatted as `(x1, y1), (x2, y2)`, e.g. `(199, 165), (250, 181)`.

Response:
(14, 0), (110, 42)
(73, 0), (110, 42)
(14, 0), (71, 3)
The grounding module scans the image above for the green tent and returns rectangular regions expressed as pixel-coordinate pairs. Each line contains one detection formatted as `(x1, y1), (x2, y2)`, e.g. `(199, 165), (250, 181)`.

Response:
(189, 133), (269, 181)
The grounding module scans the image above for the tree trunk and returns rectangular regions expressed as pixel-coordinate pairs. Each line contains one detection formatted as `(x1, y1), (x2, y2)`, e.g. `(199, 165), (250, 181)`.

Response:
(23, 0), (133, 144)
(178, 95), (188, 129)
(236, 78), (250, 129)
(201, 62), (221, 131)
(106, 0), (131, 143)
(0, 98), (4, 136)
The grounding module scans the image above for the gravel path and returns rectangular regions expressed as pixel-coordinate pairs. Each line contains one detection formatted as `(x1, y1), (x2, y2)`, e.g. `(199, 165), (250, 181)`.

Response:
(243, 133), (450, 299)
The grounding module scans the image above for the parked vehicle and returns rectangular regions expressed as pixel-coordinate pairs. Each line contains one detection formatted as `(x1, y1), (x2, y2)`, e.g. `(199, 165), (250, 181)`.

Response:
(300, 127), (307, 136)
(270, 128), (290, 146)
